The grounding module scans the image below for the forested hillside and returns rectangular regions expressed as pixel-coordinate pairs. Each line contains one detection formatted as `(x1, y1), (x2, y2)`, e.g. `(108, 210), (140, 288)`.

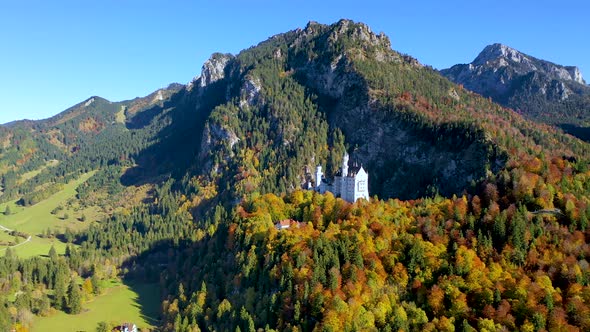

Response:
(1, 19), (590, 331)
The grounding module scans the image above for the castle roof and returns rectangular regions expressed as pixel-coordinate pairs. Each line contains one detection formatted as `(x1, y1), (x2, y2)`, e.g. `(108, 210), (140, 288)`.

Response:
(335, 165), (365, 177)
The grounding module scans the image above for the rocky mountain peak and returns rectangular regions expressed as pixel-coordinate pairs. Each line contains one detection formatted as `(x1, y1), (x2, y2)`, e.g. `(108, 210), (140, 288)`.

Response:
(199, 53), (234, 88)
(296, 19), (391, 52)
(473, 43), (529, 66)
(441, 43), (590, 129)
(330, 19), (391, 49)
(467, 43), (585, 84)
(188, 53), (234, 91)
(565, 65), (585, 84)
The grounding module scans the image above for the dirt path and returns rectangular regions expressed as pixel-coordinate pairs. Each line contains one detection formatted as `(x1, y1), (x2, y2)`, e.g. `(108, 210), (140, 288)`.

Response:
(0, 235), (32, 252)
(0, 224), (13, 232)
(0, 221), (31, 252)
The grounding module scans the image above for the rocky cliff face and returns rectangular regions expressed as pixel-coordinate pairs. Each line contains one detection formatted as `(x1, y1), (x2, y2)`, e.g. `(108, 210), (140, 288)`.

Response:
(186, 53), (234, 92)
(441, 44), (590, 128)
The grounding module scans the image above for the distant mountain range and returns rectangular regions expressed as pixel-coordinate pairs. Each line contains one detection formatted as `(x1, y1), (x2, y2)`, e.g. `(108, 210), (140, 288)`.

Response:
(441, 43), (590, 139)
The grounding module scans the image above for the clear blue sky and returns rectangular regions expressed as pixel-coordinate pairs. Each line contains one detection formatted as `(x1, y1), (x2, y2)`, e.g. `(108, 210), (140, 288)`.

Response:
(1, 0), (588, 124)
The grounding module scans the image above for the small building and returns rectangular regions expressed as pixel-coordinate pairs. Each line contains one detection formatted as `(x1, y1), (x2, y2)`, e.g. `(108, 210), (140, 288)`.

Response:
(275, 219), (299, 230)
(113, 323), (137, 332)
(315, 152), (369, 203)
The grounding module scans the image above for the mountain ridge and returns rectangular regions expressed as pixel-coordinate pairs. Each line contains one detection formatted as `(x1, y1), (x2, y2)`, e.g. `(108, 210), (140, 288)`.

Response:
(471, 43), (585, 84)
(440, 43), (590, 137)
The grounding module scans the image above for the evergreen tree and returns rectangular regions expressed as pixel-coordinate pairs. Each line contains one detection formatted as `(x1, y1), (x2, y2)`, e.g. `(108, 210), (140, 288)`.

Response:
(91, 274), (102, 295)
(68, 279), (82, 314)
(48, 245), (58, 261)
(53, 272), (67, 310)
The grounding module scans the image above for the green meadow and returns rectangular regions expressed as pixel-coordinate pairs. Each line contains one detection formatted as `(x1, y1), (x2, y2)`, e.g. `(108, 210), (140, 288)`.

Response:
(0, 172), (98, 258)
(32, 280), (160, 332)
(18, 160), (60, 184)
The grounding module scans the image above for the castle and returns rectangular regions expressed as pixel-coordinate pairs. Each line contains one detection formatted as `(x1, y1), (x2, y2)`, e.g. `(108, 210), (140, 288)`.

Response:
(315, 152), (369, 202)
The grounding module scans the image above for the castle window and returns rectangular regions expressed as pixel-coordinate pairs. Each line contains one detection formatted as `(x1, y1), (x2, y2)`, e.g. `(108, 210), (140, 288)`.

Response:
(358, 181), (366, 192)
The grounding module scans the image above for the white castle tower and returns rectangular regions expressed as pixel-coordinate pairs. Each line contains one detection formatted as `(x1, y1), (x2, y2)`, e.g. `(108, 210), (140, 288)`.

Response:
(315, 165), (323, 191)
(341, 152), (349, 177)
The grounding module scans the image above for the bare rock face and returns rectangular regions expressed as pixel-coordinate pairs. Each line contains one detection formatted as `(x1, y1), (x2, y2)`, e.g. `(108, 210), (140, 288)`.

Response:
(329, 19), (391, 49)
(188, 53), (234, 91)
(473, 44), (533, 68)
(199, 122), (240, 171)
(199, 53), (233, 88)
(239, 76), (262, 108)
(566, 66), (585, 84)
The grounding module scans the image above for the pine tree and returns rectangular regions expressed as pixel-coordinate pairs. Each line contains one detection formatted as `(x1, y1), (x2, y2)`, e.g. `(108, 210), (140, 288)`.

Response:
(240, 307), (256, 332)
(53, 272), (67, 310)
(68, 279), (82, 314)
(48, 245), (58, 261)
(91, 274), (102, 295)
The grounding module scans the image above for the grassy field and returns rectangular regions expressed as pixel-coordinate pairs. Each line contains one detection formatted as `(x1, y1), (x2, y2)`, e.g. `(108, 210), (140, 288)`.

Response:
(0, 230), (16, 243)
(33, 280), (160, 332)
(0, 172), (97, 258)
(18, 160), (60, 184)
(116, 105), (127, 123)
(1, 236), (68, 258)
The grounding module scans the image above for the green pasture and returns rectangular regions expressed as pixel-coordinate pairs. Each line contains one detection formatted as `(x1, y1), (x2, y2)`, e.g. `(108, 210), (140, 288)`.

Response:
(0, 172), (97, 258)
(18, 160), (60, 184)
(33, 280), (160, 332)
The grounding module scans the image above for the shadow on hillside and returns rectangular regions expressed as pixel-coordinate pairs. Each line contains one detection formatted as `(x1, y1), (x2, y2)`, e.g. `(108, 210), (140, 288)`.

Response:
(558, 123), (590, 142)
(123, 280), (161, 328)
(125, 104), (168, 130)
(120, 78), (230, 187)
(120, 238), (198, 328)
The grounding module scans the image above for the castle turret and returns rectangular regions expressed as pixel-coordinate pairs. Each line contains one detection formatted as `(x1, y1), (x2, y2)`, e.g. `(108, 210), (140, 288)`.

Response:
(342, 152), (349, 177)
(315, 165), (323, 189)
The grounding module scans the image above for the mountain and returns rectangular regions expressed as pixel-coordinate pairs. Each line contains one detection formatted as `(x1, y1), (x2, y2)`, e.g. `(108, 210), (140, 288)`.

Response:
(2, 20), (590, 332)
(441, 43), (590, 139)
(0, 83), (184, 206)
